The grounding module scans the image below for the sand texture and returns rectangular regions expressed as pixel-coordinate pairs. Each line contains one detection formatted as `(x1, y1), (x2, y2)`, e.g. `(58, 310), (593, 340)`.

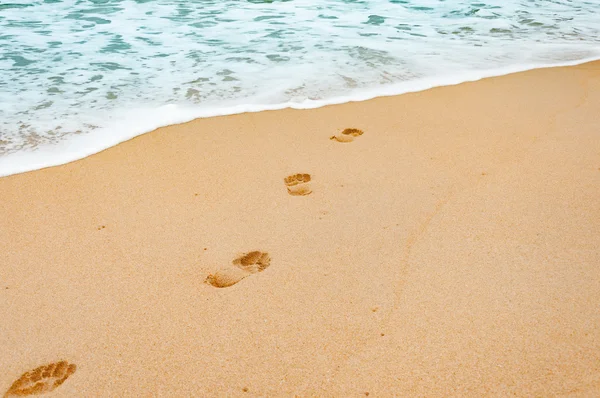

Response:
(1, 62), (599, 397)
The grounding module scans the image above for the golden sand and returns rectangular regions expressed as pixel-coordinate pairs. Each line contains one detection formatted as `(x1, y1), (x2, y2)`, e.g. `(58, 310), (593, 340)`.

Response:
(1, 62), (599, 396)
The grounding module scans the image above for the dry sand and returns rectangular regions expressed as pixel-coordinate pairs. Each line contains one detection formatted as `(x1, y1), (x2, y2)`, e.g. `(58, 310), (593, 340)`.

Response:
(1, 61), (599, 397)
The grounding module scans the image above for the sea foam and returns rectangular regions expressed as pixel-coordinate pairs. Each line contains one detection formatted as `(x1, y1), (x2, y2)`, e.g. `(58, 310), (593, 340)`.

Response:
(1, 0), (599, 176)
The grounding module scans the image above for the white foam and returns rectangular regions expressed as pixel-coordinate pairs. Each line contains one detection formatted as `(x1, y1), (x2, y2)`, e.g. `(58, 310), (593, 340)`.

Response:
(2, 55), (599, 177)
(2, 0), (600, 176)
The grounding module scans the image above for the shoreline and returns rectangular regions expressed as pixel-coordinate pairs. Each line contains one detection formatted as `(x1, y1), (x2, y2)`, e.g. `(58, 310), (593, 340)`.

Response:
(1, 61), (599, 396)
(2, 55), (600, 178)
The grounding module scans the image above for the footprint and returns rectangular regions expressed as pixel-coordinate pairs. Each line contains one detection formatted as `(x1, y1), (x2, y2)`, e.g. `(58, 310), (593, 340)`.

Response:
(232, 251), (271, 273)
(205, 251), (271, 288)
(205, 267), (251, 288)
(4, 361), (76, 397)
(330, 128), (364, 143)
(284, 173), (312, 196)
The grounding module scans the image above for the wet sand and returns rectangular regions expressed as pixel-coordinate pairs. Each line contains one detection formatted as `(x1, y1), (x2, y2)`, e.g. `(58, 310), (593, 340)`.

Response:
(1, 61), (599, 397)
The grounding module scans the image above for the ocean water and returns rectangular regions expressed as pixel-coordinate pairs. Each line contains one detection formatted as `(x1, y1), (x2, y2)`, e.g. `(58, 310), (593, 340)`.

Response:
(1, 0), (599, 176)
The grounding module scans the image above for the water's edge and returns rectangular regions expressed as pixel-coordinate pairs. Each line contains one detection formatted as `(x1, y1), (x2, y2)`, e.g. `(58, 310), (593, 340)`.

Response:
(1, 55), (599, 178)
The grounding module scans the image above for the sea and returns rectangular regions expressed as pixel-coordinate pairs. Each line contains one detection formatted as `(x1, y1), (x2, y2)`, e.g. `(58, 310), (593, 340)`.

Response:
(1, 0), (599, 176)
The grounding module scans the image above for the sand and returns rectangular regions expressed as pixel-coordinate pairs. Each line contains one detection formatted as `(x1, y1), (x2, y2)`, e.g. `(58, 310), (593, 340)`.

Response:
(1, 61), (599, 397)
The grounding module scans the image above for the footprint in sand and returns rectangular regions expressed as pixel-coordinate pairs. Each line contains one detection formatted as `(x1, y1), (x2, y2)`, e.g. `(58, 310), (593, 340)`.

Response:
(330, 128), (364, 143)
(4, 361), (76, 397)
(205, 251), (271, 288)
(284, 173), (312, 196)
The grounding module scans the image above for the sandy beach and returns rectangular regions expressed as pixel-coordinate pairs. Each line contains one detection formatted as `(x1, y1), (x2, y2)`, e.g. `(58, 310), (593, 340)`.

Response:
(1, 61), (599, 397)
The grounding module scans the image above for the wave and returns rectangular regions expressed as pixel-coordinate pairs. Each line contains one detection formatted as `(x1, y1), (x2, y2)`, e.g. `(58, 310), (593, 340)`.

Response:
(1, 55), (599, 177)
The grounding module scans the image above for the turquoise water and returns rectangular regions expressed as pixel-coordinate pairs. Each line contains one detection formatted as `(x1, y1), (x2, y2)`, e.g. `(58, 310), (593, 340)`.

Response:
(1, 0), (599, 175)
